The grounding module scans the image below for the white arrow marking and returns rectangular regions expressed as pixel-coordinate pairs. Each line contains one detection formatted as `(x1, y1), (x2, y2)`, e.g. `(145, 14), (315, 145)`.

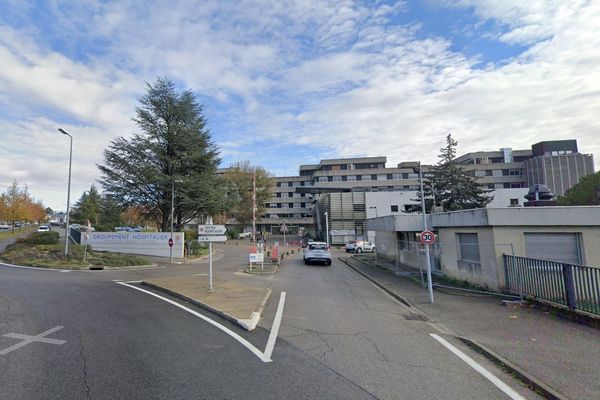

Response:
(117, 282), (286, 363)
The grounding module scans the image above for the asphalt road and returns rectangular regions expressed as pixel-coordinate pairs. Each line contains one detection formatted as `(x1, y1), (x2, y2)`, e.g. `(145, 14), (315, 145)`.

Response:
(0, 241), (540, 399)
(0, 265), (375, 399)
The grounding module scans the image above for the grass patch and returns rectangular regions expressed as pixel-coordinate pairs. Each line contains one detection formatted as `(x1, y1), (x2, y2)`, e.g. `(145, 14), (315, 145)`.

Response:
(0, 227), (36, 240)
(1, 231), (149, 269)
(186, 241), (210, 258)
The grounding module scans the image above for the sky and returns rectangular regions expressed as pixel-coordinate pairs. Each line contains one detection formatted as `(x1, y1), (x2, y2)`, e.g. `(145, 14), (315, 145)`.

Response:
(0, 0), (599, 210)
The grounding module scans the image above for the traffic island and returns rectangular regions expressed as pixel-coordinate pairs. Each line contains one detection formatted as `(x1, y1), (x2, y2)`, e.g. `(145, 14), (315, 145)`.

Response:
(143, 275), (271, 331)
(244, 263), (279, 275)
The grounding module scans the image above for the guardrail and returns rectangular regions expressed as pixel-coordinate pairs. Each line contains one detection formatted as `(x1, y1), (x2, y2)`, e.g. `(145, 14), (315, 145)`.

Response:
(504, 255), (600, 316)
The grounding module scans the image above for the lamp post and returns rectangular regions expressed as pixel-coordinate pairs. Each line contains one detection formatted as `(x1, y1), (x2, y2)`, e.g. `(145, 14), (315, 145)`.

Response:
(58, 128), (72, 257)
(170, 179), (183, 263)
(415, 162), (434, 303)
(324, 211), (329, 247)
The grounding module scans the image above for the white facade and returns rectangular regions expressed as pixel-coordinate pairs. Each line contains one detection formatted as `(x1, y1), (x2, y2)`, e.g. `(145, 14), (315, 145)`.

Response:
(365, 188), (529, 219)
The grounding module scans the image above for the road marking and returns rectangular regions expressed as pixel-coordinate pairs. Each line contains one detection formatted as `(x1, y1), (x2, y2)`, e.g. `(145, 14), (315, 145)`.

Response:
(1, 326), (66, 355)
(429, 333), (527, 400)
(0, 261), (70, 272)
(263, 291), (286, 361)
(117, 282), (286, 363)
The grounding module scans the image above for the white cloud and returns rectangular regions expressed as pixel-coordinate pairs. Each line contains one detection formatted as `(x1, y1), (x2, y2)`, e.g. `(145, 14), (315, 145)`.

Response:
(0, 0), (599, 209)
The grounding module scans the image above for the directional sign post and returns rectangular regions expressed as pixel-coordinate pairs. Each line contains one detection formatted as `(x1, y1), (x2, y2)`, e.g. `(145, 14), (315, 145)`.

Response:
(198, 224), (228, 291)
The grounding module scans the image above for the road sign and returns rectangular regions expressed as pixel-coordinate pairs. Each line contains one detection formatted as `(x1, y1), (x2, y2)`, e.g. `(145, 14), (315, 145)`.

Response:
(280, 224), (288, 233)
(168, 238), (174, 247)
(420, 231), (436, 244)
(198, 235), (228, 242)
(249, 253), (264, 263)
(198, 225), (227, 235)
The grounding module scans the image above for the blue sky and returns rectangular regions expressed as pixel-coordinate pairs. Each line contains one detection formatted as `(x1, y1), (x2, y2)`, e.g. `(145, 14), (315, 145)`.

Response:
(0, 0), (598, 209)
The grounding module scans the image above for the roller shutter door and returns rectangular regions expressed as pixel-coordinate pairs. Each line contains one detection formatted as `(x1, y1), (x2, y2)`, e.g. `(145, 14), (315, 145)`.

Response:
(524, 233), (581, 264)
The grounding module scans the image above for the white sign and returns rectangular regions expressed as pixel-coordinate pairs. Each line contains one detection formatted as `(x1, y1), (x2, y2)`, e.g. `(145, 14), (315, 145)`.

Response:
(82, 232), (184, 258)
(249, 253), (264, 263)
(198, 235), (228, 242)
(198, 225), (227, 235)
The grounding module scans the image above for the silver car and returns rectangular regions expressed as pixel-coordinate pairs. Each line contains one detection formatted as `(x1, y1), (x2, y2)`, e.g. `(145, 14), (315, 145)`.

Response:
(303, 242), (332, 266)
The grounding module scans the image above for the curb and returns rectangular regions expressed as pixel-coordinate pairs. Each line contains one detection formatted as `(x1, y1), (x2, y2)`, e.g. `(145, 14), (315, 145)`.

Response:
(103, 263), (158, 270)
(245, 263), (279, 275)
(458, 337), (568, 400)
(338, 256), (414, 307)
(142, 281), (271, 332)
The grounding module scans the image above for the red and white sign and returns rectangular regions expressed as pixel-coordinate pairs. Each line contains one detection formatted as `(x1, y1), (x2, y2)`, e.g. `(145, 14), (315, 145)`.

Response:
(168, 238), (174, 247)
(419, 231), (436, 244)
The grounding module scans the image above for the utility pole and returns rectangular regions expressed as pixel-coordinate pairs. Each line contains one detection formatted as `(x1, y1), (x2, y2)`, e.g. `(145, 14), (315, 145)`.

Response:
(58, 128), (72, 257)
(324, 211), (329, 247)
(417, 162), (434, 303)
(252, 168), (256, 247)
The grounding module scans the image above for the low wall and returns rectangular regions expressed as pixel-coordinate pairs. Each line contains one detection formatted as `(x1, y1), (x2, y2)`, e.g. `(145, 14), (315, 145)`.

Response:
(82, 231), (185, 258)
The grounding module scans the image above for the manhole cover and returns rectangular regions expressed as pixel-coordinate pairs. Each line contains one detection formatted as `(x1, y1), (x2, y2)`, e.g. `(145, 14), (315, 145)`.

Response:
(403, 314), (429, 321)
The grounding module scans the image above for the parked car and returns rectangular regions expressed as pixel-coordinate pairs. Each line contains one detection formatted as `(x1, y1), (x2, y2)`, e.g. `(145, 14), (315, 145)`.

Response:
(345, 240), (376, 253)
(238, 232), (252, 239)
(37, 225), (50, 232)
(303, 242), (332, 266)
(0, 224), (10, 231)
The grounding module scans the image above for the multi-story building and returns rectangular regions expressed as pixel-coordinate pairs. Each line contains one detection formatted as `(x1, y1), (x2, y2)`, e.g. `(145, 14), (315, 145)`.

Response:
(455, 140), (594, 196)
(258, 176), (314, 235)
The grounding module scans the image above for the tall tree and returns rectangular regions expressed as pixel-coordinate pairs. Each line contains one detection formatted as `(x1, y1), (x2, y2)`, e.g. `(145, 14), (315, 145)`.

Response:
(1, 180), (47, 228)
(221, 162), (272, 231)
(415, 134), (492, 212)
(98, 77), (226, 231)
(71, 185), (102, 225)
(558, 171), (600, 205)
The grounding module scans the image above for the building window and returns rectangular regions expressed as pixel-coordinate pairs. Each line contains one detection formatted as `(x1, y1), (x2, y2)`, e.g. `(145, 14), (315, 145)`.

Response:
(301, 203), (306, 208)
(371, 174), (377, 180)
(485, 170), (493, 176)
(362, 175), (370, 181)
(276, 182), (281, 187)
(386, 174), (392, 180)
(391, 205), (399, 212)
(402, 173), (409, 179)
(333, 176), (342, 182)
(276, 193), (282, 198)
(277, 203), (282, 208)
(510, 198), (519, 207)
(347, 175), (357, 181)
(356, 175), (362, 181)
(341, 164), (348, 170)
(457, 233), (480, 263)
(318, 176), (328, 182)
(289, 203), (294, 208)
(510, 183), (523, 188)
(288, 193), (293, 197)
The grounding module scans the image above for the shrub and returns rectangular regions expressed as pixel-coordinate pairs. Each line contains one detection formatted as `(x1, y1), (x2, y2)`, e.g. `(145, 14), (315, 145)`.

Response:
(17, 231), (59, 246)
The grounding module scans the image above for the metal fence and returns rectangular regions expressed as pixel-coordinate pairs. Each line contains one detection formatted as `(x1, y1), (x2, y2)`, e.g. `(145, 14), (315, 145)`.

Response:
(504, 255), (600, 315)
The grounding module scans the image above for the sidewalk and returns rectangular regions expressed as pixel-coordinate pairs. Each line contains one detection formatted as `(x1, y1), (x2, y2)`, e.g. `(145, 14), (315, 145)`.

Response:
(144, 275), (271, 331)
(340, 255), (600, 400)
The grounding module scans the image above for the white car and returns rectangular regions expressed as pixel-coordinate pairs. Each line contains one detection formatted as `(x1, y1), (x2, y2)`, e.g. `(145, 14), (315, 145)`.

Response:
(345, 240), (376, 253)
(37, 225), (50, 232)
(303, 242), (332, 266)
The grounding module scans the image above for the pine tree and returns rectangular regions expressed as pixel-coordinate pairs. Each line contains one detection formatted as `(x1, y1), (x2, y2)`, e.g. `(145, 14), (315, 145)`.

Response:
(98, 78), (227, 231)
(415, 134), (492, 212)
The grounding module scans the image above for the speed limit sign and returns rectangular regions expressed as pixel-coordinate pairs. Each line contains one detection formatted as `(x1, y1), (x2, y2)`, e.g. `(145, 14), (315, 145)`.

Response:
(420, 231), (436, 244)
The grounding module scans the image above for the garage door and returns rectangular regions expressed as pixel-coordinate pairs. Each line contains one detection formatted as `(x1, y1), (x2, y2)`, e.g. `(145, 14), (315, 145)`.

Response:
(524, 233), (582, 264)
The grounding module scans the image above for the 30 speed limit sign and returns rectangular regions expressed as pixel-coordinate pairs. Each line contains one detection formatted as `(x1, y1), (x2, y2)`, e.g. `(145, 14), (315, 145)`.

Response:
(420, 231), (436, 244)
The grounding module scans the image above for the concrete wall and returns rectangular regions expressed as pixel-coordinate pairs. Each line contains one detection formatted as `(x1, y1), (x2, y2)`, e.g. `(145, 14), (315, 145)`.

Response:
(372, 230), (397, 262)
(437, 227), (503, 289)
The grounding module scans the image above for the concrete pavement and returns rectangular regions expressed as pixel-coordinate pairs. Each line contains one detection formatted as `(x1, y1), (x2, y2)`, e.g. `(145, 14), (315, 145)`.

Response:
(340, 254), (600, 400)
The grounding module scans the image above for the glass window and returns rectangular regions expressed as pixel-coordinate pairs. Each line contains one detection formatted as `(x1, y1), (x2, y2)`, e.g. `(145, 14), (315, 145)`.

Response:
(485, 170), (493, 176)
(288, 193), (293, 197)
(457, 233), (480, 263)
(371, 174), (377, 180)
(333, 175), (342, 181)
(347, 175), (356, 181)
(391, 205), (399, 212)
(276, 192), (281, 198)
(386, 174), (393, 180)
(361, 175), (370, 181)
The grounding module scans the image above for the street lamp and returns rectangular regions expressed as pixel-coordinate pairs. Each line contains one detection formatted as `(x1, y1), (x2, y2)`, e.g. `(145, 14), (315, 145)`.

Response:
(414, 162), (434, 303)
(170, 178), (184, 263)
(58, 128), (72, 257)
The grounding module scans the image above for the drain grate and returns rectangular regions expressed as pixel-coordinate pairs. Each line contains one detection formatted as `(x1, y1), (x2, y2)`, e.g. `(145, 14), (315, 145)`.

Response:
(402, 314), (429, 321)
